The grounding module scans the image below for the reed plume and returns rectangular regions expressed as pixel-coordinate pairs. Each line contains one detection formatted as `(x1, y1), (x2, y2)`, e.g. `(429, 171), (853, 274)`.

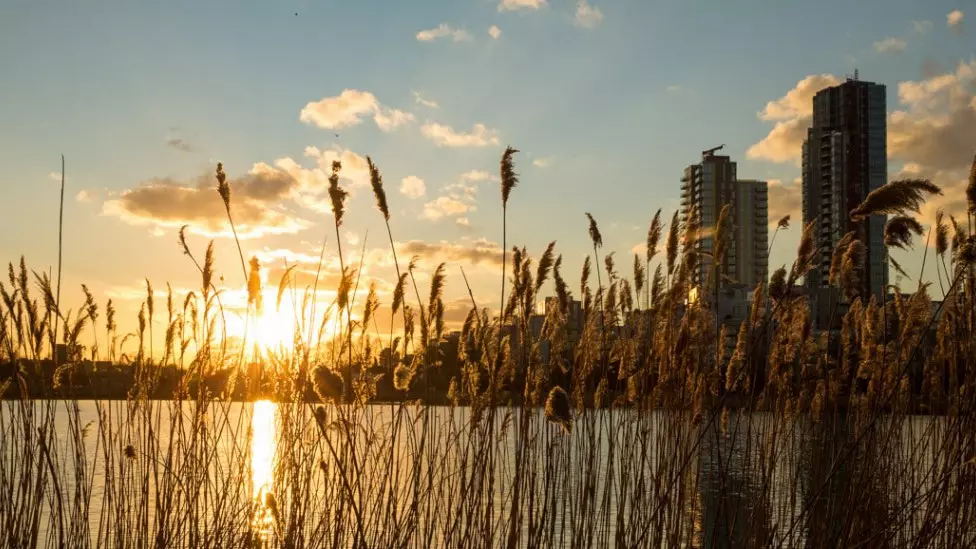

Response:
(967, 153), (976, 215)
(215, 163), (248, 282)
(247, 256), (263, 315)
(884, 215), (924, 251)
(367, 156), (390, 221)
(544, 385), (572, 433)
(935, 209), (948, 256)
(850, 178), (941, 221)
(666, 211), (679, 275)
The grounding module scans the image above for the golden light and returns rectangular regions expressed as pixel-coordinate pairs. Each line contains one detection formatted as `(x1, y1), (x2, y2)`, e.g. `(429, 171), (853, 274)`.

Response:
(250, 399), (278, 538)
(250, 399), (277, 498)
(253, 300), (296, 353)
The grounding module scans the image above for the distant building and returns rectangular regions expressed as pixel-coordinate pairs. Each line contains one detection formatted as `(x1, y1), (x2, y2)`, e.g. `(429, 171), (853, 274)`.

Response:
(680, 146), (769, 292)
(802, 74), (888, 316)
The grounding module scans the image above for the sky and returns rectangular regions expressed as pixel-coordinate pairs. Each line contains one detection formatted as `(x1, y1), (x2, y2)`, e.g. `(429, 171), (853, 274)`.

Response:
(1, 0), (974, 350)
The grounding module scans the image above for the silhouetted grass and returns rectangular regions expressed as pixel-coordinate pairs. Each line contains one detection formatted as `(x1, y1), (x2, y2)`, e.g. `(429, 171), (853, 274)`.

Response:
(1, 151), (975, 548)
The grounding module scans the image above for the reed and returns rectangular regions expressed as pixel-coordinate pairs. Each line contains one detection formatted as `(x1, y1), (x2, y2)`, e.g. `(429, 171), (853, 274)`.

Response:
(1, 151), (976, 549)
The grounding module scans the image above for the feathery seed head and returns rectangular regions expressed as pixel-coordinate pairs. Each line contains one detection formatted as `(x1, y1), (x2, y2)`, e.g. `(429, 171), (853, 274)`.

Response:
(935, 209), (948, 257)
(647, 209), (663, 263)
(666, 211), (680, 275)
(884, 215), (924, 251)
(544, 385), (572, 433)
(967, 154), (976, 215)
(585, 213), (603, 249)
(328, 161), (348, 227)
(850, 178), (941, 221)
(500, 146), (519, 207)
(215, 163), (231, 209)
(367, 156), (390, 221)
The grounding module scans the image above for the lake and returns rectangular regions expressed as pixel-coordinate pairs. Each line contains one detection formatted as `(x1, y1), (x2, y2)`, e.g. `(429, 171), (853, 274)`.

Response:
(0, 400), (970, 548)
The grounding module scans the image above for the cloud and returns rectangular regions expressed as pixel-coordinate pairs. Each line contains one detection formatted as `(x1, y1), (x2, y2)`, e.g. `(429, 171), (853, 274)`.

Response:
(874, 37), (906, 54)
(75, 190), (93, 203)
(666, 84), (683, 93)
(948, 10), (964, 32)
(489, 25), (502, 40)
(416, 23), (472, 43)
(421, 122), (500, 148)
(888, 60), (976, 174)
(895, 163), (972, 227)
(460, 170), (494, 182)
(103, 163), (307, 239)
(413, 92), (439, 109)
(455, 217), (471, 227)
(399, 239), (503, 267)
(747, 74), (841, 164)
(302, 145), (372, 188)
(912, 20), (933, 34)
(299, 89), (413, 132)
(400, 176), (426, 199)
(421, 196), (474, 221)
(373, 108), (415, 131)
(48, 171), (62, 182)
(532, 156), (553, 168)
(574, 0), (603, 28)
(766, 179), (802, 227)
(498, 0), (546, 11)
(165, 136), (192, 152)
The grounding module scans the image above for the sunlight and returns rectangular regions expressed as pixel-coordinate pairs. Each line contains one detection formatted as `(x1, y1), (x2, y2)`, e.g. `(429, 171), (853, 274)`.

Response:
(253, 303), (295, 353)
(250, 400), (277, 499)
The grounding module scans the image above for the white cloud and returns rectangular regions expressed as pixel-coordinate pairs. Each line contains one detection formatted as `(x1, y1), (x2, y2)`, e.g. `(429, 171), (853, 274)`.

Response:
(48, 171), (62, 182)
(460, 170), (493, 182)
(533, 156), (553, 168)
(889, 60), (976, 173)
(400, 176), (426, 199)
(373, 108), (415, 131)
(300, 89), (413, 132)
(498, 0), (546, 11)
(912, 20), (933, 34)
(948, 10), (964, 32)
(421, 122), (500, 148)
(416, 23), (472, 43)
(747, 74), (841, 164)
(455, 217), (471, 227)
(75, 190), (93, 203)
(666, 85), (682, 93)
(303, 146), (372, 188)
(574, 0), (603, 28)
(102, 164), (308, 239)
(422, 196), (474, 221)
(399, 238), (503, 266)
(413, 92), (439, 109)
(874, 37), (906, 53)
(766, 179), (803, 227)
(489, 25), (502, 40)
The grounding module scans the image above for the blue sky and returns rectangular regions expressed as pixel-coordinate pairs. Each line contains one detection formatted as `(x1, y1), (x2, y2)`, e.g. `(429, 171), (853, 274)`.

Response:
(1, 0), (974, 338)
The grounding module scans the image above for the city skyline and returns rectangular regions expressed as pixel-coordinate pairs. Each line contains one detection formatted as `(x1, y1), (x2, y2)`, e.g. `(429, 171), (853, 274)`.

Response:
(1, 1), (974, 343)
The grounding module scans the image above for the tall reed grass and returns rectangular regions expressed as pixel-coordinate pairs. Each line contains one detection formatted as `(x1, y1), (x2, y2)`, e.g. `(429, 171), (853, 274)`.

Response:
(1, 151), (976, 548)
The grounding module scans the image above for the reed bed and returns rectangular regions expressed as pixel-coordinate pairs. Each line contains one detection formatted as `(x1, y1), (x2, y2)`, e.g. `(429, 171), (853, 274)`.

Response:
(1, 151), (976, 548)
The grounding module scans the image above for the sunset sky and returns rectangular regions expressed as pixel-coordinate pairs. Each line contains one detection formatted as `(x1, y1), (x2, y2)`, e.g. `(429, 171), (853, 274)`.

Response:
(1, 0), (974, 347)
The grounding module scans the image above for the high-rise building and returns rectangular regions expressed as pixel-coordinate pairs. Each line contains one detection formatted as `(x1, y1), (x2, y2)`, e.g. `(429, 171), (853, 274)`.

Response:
(680, 146), (769, 292)
(802, 75), (887, 305)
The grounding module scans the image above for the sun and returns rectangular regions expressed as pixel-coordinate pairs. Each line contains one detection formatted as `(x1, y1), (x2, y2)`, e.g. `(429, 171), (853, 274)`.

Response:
(253, 304), (296, 353)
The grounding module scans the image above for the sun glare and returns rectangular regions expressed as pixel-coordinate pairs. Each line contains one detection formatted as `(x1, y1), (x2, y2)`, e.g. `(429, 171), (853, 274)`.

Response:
(254, 305), (295, 353)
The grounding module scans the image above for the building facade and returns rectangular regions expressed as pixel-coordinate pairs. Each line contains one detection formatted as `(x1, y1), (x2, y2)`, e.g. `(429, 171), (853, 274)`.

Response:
(680, 147), (769, 292)
(802, 76), (887, 304)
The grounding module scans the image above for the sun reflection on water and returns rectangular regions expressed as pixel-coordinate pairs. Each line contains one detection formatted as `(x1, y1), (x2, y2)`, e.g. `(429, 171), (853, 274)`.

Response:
(251, 400), (278, 538)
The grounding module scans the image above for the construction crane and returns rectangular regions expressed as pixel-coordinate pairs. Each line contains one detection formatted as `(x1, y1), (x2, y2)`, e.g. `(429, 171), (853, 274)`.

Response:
(702, 144), (725, 157)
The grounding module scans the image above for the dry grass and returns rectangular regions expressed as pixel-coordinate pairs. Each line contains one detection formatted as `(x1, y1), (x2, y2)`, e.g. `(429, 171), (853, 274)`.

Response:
(1, 151), (976, 548)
